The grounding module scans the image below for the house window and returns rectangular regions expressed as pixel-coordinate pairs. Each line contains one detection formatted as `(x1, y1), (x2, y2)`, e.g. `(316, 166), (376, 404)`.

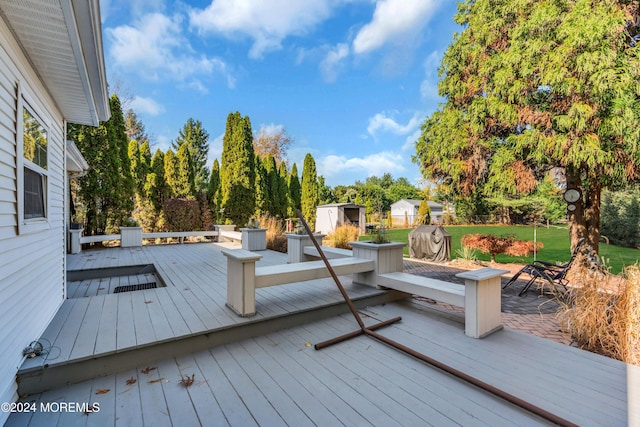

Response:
(21, 105), (48, 222)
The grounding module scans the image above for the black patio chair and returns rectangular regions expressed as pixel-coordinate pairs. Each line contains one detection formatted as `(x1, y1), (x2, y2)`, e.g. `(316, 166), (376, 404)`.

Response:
(502, 238), (586, 296)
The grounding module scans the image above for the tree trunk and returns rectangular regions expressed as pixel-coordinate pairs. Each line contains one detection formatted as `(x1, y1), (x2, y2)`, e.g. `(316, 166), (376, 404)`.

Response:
(566, 170), (601, 254)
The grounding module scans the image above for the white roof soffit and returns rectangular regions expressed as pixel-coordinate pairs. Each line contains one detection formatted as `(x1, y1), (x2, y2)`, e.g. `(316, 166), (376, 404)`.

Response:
(0, 0), (110, 125)
(66, 139), (89, 176)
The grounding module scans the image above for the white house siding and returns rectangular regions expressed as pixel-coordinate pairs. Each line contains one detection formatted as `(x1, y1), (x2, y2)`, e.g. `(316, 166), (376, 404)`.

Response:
(0, 20), (66, 423)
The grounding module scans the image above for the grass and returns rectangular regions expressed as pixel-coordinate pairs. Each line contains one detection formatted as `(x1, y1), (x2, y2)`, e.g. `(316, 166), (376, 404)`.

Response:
(360, 224), (640, 274)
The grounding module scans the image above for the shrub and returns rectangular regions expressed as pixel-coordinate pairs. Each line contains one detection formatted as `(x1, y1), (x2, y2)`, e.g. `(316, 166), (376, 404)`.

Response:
(558, 264), (640, 365)
(461, 233), (542, 262)
(163, 198), (202, 231)
(325, 224), (360, 249)
(258, 214), (287, 253)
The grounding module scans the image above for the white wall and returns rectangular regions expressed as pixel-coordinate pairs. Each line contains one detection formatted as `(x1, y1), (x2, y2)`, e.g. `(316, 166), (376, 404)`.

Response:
(315, 206), (339, 234)
(0, 18), (66, 424)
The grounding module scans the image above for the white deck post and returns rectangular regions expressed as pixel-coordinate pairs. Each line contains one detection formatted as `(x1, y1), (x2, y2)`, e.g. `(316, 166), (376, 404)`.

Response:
(222, 249), (263, 317)
(69, 228), (83, 254)
(286, 233), (326, 263)
(455, 268), (508, 338)
(350, 241), (406, 287)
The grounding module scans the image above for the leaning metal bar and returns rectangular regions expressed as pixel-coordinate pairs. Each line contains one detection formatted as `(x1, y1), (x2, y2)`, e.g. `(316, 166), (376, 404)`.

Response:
(295, 211), (579, 427)
(295, 210), (401, 337)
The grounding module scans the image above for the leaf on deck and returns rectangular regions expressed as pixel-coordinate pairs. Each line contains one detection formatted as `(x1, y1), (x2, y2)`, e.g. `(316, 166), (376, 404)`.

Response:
(141, 367), (157, 374)
(126, 376), (137, 385)
(95, 389), (110, 395)
(179, 374), (195, 388)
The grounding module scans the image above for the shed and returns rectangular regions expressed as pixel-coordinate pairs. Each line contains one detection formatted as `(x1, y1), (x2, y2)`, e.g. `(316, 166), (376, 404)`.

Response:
(315, 203), (366, 235)
(390, 199), (444, 226)
(409, 225), (452, 262)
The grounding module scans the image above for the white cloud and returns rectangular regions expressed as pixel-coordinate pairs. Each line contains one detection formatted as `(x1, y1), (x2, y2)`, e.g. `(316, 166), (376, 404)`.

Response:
(130, 96), (165, 116)
(420, 50), (441, 100)
(257, 123), (286, 135)
(353, 0), (442, 55)
(189, 0), (339, 59)
(106, 13), (235, 88)
(367, 111), (423, 138)
(320, 43), (350, 83)
(319, 152), (405, 178)
(402, 128), (422, 152)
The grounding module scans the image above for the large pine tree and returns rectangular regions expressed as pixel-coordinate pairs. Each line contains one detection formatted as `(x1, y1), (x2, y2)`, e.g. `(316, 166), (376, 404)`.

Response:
(301, 153), (319, 227)
(287, 163), (302, 218)
(173, 118), (210, 192)
(220, 112), (256, 226)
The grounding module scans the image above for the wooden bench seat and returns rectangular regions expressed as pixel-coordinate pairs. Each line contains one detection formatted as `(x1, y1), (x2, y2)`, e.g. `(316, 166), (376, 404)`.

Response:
(219, 230), (242, 243)
(256, 257), (374, 288)
(303, 246), (353, 260)
(378, 272), (465, 307)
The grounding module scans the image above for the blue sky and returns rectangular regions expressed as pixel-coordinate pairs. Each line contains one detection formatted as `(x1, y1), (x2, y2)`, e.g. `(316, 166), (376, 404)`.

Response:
(100, 0), (460, 187)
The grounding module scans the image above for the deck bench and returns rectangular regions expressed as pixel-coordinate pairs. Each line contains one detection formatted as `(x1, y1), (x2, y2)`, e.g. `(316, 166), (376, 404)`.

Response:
(303, 246), (353, 260)
(377, 268), (507, 338)
(219, 230), (242, 243)
(222, 249), (374, 316)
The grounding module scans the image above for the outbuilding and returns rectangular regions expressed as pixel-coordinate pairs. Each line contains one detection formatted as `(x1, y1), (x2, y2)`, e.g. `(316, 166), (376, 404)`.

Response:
(315, 203), (366, 235)
(390, 199), (445, 226)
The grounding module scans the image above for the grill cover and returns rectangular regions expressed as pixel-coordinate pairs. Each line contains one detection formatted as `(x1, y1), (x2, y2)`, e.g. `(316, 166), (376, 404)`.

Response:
(409, 225), (451, 262)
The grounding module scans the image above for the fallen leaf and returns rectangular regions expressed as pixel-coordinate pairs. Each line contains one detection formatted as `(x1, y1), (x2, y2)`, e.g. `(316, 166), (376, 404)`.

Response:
(179, 374), (195, 388)
(305, 342), (312, 347)
(126, 376), (137, 385)
(141, 367), (157, 374)
(144, 300), (153, 304)
(95, 389), (110, 395)
(148, 378), (164, 384)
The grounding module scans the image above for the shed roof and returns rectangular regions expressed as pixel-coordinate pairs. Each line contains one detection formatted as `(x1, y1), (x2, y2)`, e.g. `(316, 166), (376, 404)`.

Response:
(317, 203), (365, 209)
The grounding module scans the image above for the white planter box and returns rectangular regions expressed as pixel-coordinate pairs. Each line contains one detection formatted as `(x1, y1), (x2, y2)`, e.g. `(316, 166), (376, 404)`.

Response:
(69, 228), (83, 254)
(120, 226), (143, 247)
(286, 233), (326, 263)
(350, 241), (406, 287)
(240, 228), (267, 251)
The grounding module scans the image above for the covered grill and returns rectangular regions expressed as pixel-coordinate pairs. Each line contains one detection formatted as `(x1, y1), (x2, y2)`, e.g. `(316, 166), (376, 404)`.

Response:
(408, 225), (451, 262)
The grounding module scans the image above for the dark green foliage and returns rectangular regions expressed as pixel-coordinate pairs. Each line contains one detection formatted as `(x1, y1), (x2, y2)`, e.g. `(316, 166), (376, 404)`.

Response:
(287, 163), (302, 217)
(173, 118), (210, 192)
(254, 154), (268, 216)
(69, 94), (134, 235)
(164, 149), (178, 198)
(145, 149), (169, 212)
(208, 159), (221, 215)
(386, 177), (420, 202)
(301, 153), (319, 226)
(317, 175), (336, 205)
(163, 198), (202, 231)
(220, 111), (256, 226)
(415, 0), (640, 252)
(277, 161), (289, 218)
(601, 188), (640, 248)
(175, 143), (196, 198)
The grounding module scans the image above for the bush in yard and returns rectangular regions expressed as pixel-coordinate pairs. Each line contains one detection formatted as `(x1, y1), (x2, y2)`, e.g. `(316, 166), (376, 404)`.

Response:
(163, 198), (201, 231)
(558, 264), (640, 366)
(258, 214), (287, 252)
(324, 224), (359, 249)
(461, 233), (542, 262)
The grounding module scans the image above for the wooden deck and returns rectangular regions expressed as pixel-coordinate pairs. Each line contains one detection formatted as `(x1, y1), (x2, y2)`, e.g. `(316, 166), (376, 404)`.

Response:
(17, 242), (400, 395)
(9, 242), (638, 426)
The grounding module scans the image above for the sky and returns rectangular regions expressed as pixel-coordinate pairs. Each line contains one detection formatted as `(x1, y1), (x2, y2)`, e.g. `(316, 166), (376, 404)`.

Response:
(100, 0), (461, 188)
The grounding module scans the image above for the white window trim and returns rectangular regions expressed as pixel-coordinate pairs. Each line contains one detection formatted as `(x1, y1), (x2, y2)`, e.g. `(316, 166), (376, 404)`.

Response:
(17, 83), (51, 235)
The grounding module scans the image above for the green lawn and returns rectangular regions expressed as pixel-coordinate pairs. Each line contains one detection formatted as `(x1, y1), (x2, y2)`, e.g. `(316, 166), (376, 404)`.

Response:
(361, 225), (640, 275)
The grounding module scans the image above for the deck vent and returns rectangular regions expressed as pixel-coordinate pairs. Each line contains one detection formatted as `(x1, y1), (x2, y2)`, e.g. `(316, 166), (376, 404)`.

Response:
(113, 282), (157, 294)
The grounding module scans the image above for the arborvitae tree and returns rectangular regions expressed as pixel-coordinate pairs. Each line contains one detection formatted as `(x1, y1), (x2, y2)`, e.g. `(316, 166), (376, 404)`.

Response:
(146, 149), (169, 212)
(220, 111), (255, 226)
(264, 154), (279, 215)
(301, 153), (319, 227)
(416, 200), (431, 225)
(164, 149), (178, 198)
(287, 163), (301, 218)
(278, 161), (289, 218)
(173, 118), (210, 192)
(140, 141), (151, 178)
(70, 94), (134, 235)
(175, 143), (196, 198)
(254, 154), (269, 216)
(128, 140), (142, 193)
(207, 159), (221, 214)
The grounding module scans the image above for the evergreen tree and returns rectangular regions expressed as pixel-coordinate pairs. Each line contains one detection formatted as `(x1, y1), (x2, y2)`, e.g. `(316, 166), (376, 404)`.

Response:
(145, 149), (169, 212)
(220, 111), (256, 226)
(317, 175), (336, 205)
(415, 0), (640, 252)
(278, 161), (289, 218)
(175, 143), (196, 198)
(265, 154), (279, 215)
(254, 154), (269, 216)
(164, 149), (178, 198)
(208, 159), (221, 214)
(139, 141), (151, 178)
(128, 140), (142, 193)
(124, 109), (148, 144)
(416, 200), (431, 225)
(301, 153), (319, 227)
(287, 163), (302, 218)
(70, 94), (134, 235)
(173, 118), (210, 192)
